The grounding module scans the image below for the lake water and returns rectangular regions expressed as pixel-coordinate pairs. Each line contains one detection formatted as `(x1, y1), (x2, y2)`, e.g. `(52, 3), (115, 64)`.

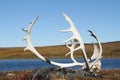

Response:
(0, 58), (120, 72)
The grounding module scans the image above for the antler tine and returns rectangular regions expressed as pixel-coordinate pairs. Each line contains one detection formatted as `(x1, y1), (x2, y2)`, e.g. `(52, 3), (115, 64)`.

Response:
(88, 30), (97, 39)
(65, 39), (79, 63)
(27, 16), (39, 32)
(88, 30), (102, 59)
(61, 13), (86, 50)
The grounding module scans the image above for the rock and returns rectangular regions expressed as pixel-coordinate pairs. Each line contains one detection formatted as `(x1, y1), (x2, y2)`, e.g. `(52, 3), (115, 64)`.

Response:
(6, 73), (16, 77)
(30, 68), (102, 80)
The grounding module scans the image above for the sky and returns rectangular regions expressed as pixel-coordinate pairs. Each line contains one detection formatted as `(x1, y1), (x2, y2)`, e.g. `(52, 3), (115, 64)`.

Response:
(0, 0), (120, 47)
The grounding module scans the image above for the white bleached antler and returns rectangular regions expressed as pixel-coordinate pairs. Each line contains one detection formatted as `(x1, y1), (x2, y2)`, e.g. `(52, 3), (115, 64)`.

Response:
(60, 13), (90, 70)
(22, 16), (84, 68)
(22, 13), (102, 71)
(90, 43), (100, 60)
(88, 30), (102, 70)
(65, 39), (79, 63)
(81, 30), (102, 72)
(88, 30), (102, 60)
(22, 16), (47, 61)
(60, 13), (102, 71)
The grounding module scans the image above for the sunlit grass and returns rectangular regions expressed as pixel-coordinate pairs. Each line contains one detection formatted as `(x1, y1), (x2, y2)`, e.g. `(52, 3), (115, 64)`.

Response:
(0, 41), (120, 59)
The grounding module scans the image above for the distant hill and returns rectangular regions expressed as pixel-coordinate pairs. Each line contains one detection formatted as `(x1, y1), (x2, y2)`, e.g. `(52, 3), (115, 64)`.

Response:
(105, 41), (120, 43)
(0, 41), (120, 59)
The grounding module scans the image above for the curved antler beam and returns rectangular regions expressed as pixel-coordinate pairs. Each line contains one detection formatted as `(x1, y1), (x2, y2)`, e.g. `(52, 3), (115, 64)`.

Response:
(23, 16), (84, 68)
(81, 30), (102, 72)
(60, 13), (90, 70)
(88, 30), (102, 69)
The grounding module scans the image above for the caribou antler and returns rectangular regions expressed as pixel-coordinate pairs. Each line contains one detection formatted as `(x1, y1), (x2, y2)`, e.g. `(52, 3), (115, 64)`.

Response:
(65, 39), (78, 63)
(60, 13), (90, 70)
(23, 16), (84, 68)
(22, 16), (47, 61)
(88, 30), (102, 71)
(60, 13), (102, 71)
(22, 13), (102, 71)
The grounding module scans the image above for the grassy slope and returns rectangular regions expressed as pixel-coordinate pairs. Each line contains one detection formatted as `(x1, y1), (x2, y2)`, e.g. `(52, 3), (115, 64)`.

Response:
(0, 41), (120, 59)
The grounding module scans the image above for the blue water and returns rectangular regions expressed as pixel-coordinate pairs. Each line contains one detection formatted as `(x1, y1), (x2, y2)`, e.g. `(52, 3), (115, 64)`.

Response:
(0, 58), (120, 71)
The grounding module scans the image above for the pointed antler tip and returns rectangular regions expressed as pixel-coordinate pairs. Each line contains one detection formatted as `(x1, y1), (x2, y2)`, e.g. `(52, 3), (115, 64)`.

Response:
(59, 30), (62, 32)
(36, 16), (39, 18)
(88, 30), (93, 34)
(61, 12), (67, 17)
(59, 30), (65, 32)
(22, 28), (25, 31)
(61, 12), (64, 15)
(22, 38), (26, 41)
(88, 30), (91, 32)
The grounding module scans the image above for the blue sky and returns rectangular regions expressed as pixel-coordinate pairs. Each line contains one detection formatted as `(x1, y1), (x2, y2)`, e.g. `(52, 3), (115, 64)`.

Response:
(0, 0), (120, 47)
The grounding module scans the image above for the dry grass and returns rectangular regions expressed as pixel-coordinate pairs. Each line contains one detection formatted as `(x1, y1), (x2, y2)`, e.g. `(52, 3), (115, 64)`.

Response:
(0, 69), (120, 80)
(0, 70), (31, 80)
(0, 41), (120, 59)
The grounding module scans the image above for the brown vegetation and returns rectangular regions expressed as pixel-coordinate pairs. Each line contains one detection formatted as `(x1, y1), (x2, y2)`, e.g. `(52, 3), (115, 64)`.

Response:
(0, 70), (31, 80)
(0, 41), (120, 59)
(0, 69), (120, 80)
